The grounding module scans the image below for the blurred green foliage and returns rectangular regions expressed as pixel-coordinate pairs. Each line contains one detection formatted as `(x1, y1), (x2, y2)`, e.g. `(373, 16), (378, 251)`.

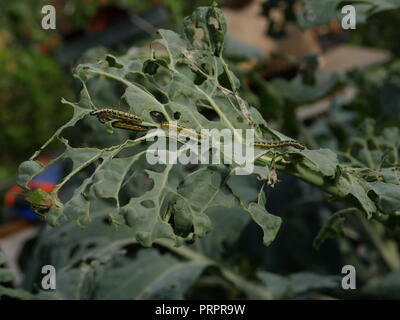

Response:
(0, 44), (72, 163)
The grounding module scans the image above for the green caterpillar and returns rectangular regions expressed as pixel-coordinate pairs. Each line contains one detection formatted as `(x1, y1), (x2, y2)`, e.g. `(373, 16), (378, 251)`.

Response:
(90, 108), (143, 124)
(253, 140), (305, 151)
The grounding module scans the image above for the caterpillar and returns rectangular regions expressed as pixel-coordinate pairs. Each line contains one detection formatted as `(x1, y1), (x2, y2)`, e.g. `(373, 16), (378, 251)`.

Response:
(111, 121), (149, 131)
(90, 108), (143, 124)
(159, 122), (203, 139)
(253, 140), (305, 151)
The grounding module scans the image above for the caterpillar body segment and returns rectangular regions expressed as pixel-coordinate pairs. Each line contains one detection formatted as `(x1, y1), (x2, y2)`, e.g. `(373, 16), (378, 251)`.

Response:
(253, 140), (305, 151)
(159, 122), (204, 140)
(90, 108), (143, 124)
(97, 115), (112, 124)
(111, 121), (149, 131)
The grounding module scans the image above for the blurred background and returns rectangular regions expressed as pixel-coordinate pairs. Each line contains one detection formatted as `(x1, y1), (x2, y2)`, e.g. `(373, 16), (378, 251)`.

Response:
(1, 0), (400, 299)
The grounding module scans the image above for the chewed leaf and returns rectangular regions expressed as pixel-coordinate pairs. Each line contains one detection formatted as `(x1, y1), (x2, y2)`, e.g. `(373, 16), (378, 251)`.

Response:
(120, 167), (183, 246)
(87, 154), (143, 205)
(14, 4), (398, 249)
(183, 5), (227, 57)
(32, 5), (274, 245)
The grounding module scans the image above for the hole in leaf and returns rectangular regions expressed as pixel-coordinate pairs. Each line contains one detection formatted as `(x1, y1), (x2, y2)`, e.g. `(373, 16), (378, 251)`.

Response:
(218, 70), (234, 91)
(118, 159), (165, 206)
(128, 73), (169, 104)
(196, 103), (220, 121)
(173, 112), (181, 120)
(142, 60), (159, 75)
(87, 76), (126, 106)
(367, 190), (378, 202)
(106, 55), (123, 68)
(193, 71), (207, 85)
(119, 171), (154, 206)
(152, 89), (169, 104)
(56, 158), (96, 202)
(201, 63), (214, 76)
(208, 16), (219, 27)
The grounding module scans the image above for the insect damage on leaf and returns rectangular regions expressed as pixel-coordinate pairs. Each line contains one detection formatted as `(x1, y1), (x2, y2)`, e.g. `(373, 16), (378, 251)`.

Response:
(16, 4), (399, 250)
(90, 108), (149, 131)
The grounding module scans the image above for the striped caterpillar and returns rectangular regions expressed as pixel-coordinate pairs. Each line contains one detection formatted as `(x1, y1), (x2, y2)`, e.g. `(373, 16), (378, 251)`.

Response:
(90, 108), (148, 132)
(149, 111), (203, 139)
(159, 122), (203, 140)
(90, 108), (143, 124)
(253, 140), (305, 151)
(111, 121), (149, 131)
